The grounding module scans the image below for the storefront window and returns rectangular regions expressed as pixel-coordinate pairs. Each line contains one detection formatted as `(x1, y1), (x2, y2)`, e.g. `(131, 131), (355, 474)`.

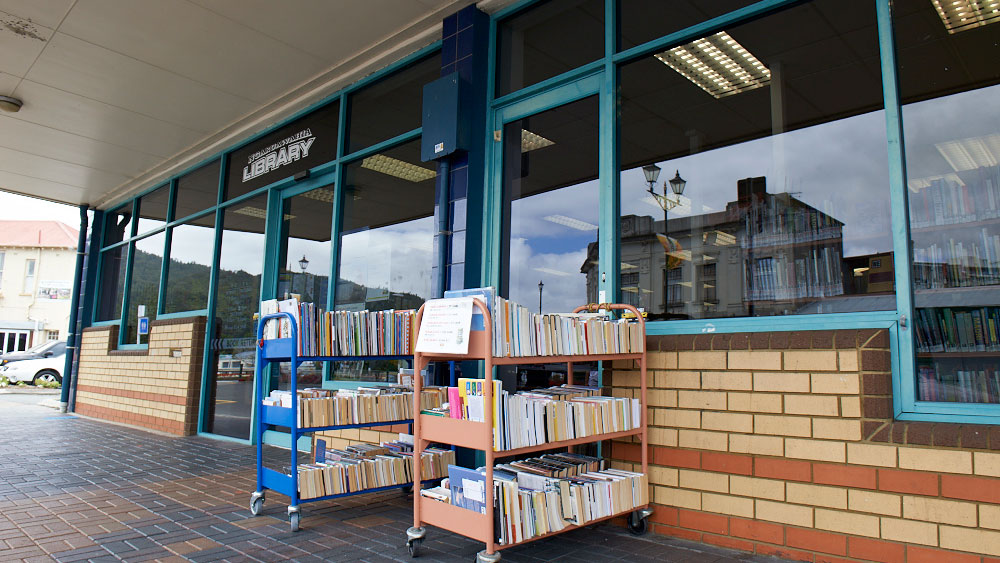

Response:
(174, 160), (220, 221)
(102, 204), (132, 248)
(496, 0), (604, 97)
(335, 140), (434, 383)
(617, 0), (892, 321)
(163, 213), (215, 314)
(96, 247), (127, 322)
(894, 0), (1000, 405)
(136, 184), (170, 235)
(502, 96), (599, 312)
(124, 232), (165, 345)
(207, 194), (268, 439)
(618, 0), (757, 51)
(346, 55), (439, 154)
(278, 186), (333, 305)
(225, 101), (339, 201)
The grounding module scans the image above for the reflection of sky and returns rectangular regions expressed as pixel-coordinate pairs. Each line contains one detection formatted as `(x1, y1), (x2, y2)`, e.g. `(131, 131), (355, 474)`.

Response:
(285, 237), (331, 276)
(218, 229), (266, 276)
(339, 216), (433, 299)
(621, 110), (892, 258)
(509, 181), (599, 312)
(169, 223), (214, 267)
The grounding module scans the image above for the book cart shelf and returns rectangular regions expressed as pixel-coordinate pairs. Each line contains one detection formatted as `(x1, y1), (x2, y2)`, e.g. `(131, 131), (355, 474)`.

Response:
(249, 311), (433, 532)
(405, 302), (651, 563)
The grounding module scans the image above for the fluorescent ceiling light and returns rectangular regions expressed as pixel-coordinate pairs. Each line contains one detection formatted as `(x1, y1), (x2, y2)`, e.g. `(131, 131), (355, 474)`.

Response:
(544, 214), (597, 231)
(233, 206), (294, 220)
(622, 286), (639, 293)
(621, 262), (638, 271)
(932, 0), (1000, 33)
(361, 154), (437, 182)
(935, 133), (1000, 172)
(906, 172), (963, 192)
(302, 188), (335, 203)
(655, 31), (770, 99)
(534, 267), (572, 277)
(521, 129), (555, 152)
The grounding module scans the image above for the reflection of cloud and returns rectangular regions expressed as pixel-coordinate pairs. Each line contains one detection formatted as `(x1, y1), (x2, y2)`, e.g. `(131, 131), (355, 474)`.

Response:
(339, 217), (433, 300)
(509, 238), (588, 313)
(219, 230), (266, 276)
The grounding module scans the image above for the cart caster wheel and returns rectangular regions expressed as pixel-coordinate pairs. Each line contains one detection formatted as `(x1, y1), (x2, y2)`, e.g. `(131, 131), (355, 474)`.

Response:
(476, 549), (501, 563)
(627, 512), (648, 536)
(407, 538), (422, 557)
(402, 485), (413, 495)
(249, 492), (264, 516)
(289, 511), (300, 532)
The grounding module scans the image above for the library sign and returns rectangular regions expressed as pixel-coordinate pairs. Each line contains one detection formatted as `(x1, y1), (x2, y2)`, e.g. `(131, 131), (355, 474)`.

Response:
(226, 101), (340, 195)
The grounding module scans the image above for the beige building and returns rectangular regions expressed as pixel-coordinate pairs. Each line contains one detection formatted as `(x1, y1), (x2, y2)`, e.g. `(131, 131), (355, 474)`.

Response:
(0, 221), (77, 352)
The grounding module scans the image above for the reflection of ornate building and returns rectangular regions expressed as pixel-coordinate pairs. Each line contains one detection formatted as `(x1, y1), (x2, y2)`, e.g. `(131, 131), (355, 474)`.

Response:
(584, 177), (846, 319)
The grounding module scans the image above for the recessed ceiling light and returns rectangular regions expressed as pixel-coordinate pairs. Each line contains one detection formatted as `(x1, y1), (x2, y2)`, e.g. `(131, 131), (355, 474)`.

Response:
(521, 129), (555, 152)
(361, 154), (436, 183)
(0, 96), (23, 112)
(544, 214), (597, 231)
(935, 133), (1000, 172)
(932, 0), (1000, 33)
(655, 31), (770, 99)
(301, 187), (335, 203)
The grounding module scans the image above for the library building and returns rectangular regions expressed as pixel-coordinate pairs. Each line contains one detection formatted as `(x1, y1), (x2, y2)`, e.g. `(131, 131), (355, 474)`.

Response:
(8, 0), (1000, 561)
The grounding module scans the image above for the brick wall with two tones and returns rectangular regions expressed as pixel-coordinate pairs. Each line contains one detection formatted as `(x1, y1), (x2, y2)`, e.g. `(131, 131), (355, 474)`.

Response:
(75, 317), (205, 436)
(608, 329), (1000, 563)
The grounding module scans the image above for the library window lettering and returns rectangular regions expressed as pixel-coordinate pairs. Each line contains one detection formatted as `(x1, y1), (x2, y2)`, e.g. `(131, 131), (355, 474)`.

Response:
(616, 0), (893, 321)
(895, 0), (1000, 404)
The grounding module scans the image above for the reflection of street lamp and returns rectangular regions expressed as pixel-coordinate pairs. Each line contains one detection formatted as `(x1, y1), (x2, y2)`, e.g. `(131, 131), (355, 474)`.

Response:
(298, 255), (309, 272)
(644, 165), (688, 314)
(538, 280), (544, 314)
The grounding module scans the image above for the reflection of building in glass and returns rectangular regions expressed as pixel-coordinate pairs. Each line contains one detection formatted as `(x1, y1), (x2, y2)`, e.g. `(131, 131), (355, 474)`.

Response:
(586, 177), (848, 319)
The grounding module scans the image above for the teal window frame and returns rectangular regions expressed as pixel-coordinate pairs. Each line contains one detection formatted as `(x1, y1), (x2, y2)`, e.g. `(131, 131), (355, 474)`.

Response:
(481, 0), (999, 424)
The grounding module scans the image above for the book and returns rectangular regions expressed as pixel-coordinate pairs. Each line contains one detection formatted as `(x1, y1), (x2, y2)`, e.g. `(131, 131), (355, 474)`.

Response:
(448, 465), (487, 514)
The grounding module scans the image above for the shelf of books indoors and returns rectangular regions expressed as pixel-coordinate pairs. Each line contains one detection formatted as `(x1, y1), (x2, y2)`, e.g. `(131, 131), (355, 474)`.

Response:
(249, 297), (450, 532)
(404, 289), (651, 562)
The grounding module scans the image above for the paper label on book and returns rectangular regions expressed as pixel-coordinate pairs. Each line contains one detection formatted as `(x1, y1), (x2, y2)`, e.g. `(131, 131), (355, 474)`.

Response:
(415, 297), (474, 354)
(462, 478), (485, 503)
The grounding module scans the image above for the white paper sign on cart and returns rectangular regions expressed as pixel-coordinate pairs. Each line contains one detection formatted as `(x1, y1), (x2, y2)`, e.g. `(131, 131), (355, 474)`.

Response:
(415, 297), (474, 355)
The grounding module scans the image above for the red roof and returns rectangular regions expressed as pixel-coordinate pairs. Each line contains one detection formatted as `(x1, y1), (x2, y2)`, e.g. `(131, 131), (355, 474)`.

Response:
(0, 221), (78, 248)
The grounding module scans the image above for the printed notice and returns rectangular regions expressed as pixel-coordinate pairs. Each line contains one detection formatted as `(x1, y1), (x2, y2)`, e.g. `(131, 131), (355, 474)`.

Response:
(415, 297), (474, 354)
(462, 478), (485, 503)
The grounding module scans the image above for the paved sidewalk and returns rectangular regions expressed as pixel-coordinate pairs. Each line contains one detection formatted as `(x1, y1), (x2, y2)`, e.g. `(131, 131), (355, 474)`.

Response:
(0, 399), (792, 562)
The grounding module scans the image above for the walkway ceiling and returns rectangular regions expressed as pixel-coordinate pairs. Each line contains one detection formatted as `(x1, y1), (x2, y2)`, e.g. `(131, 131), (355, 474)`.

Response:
(0, 0), (497, 210)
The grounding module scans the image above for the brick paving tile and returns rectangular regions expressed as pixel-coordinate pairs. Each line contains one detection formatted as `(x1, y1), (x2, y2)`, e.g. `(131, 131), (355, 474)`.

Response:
(0, 400), (800, 563)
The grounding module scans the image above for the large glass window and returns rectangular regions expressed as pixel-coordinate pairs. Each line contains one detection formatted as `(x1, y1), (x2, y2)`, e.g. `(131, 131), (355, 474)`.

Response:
(163, 213), (215, 314)
(501, 96), (599, 312)
(617, 0), (892, 321)
(22, 259), (35, 294)
(335, 140), (434, 383)
(278, 187), (333, 305)
(346, 55), (439, 153)
(207, 194), (268, 439)
(618, 0), (758, 51)
(102, 205), (133, 248)
(175, 160), (221, 221)
(124, 232), (165, 345)
(96, 246), (127, 322)
(136, 184), (170, 235)
(496, 0), (604, 97)
(894, 0), (1000, 405)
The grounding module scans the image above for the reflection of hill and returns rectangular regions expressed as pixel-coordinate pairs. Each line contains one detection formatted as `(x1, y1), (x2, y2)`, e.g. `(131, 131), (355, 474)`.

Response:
(335, 279), (425, 311)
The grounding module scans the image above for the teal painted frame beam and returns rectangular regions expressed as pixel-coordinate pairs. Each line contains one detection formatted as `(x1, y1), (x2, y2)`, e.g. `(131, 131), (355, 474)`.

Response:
(323, 94), (349, 388)
(156, 179), (177, 317)
(598, 0), (618, 310)
(197, 154), (228, 435)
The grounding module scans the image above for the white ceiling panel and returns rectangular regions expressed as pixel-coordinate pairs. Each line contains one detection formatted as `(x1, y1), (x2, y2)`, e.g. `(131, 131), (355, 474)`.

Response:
(0, 9), (54, 77)
(0, 72), (18, 94)
(59, 0), (328, 103)
(0, 116), (163, 178)
(189, 0), (448, 63)
(0, 0), (74, 29)
(26, 32), (257, 132)
(10, 80), (203, 158)
(0, 145), (129, 191)
(0, 169), (89, 204)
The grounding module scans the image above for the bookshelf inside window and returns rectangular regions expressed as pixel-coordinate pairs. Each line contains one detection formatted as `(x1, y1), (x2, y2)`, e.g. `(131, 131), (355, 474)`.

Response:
(910, 164), (1000, 405)
(406, 301), (651, 562)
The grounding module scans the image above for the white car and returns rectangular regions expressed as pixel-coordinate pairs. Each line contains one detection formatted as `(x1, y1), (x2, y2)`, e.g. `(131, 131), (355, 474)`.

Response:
(0, 354), (63, 385)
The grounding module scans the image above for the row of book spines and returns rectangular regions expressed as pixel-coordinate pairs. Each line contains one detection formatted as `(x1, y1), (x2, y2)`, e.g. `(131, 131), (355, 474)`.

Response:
(298, 448), (454, 499)
(294, 389), (446, 428)
(491, 301), (643, 358)
(909, 167), (1000, 227)
(914, 307), (1000, 352)
(316, 308), (415, 357)
(493, 470), (648, 545)
(917, 367), (1000, 404)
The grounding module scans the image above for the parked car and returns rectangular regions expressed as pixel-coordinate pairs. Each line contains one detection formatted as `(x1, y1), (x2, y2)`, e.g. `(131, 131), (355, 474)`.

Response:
(0, 340), (66, 365)
(0, 343), (65, 385)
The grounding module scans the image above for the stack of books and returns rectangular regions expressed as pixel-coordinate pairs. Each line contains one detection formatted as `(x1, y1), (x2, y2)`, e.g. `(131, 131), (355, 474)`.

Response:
(261, 297), (416, 357)
(422, 381), (641, 450)
(915, 306), (1000, 353)
(263, 385), (447, 428)
(442, 288), (644, 357)
(918, 363), (1000, 403)
(297, 438), (454, 499)
(435, 453), (648, 545)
